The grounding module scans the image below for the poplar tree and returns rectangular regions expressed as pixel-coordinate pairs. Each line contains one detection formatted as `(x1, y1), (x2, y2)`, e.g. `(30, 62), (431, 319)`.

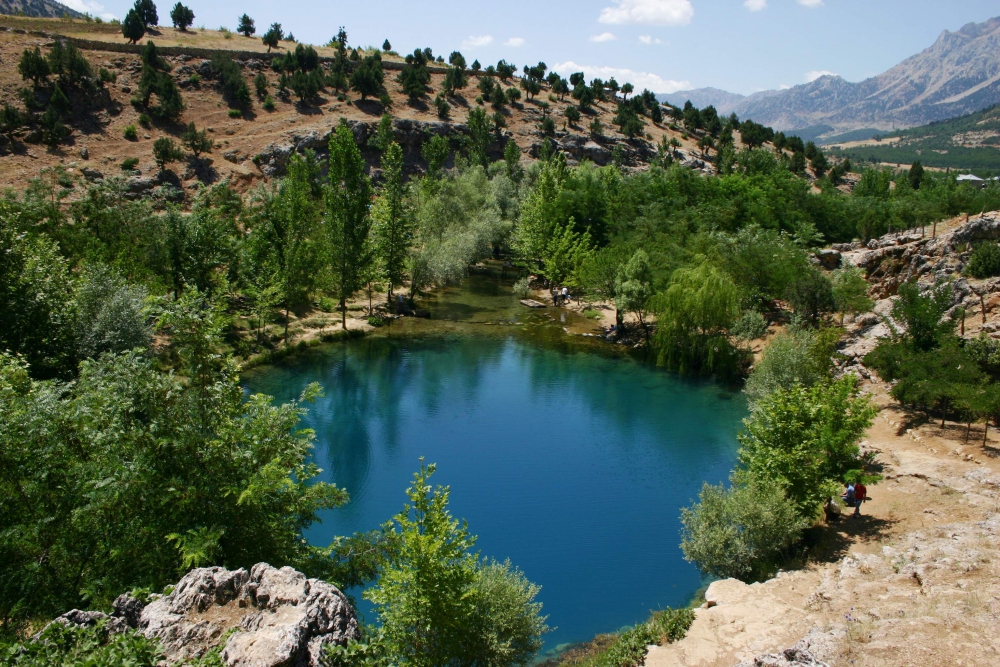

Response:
(374, 141), (413, 305)
(326, 122), (374, 328)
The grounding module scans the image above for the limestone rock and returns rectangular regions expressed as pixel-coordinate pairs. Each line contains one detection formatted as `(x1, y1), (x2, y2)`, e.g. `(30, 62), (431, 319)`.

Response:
(137, 563), (359, 667)
(33, 609), (130, 640)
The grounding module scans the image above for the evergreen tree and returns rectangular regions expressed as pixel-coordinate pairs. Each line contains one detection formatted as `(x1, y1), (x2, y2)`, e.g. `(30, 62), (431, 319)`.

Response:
(152, 137), (183, 171)
(383, 39), (392, 51)
(262, 23), (283, 52)
(17, 47), (50, 86)
(326, 122), (374, 329)
(169, 3), (194, 31)
(237, 14), (256, 37)
(135, 0), (159, 28)
(122, 9), (146, 44)
(350, 54), (384, 101)
(182, 122), (212, 157)
(909, 160), (925, 190)
(465, 107), (493, 167)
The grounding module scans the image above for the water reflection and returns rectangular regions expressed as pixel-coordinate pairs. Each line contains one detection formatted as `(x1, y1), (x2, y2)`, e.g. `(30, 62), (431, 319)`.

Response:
(243, 273), (746, 650)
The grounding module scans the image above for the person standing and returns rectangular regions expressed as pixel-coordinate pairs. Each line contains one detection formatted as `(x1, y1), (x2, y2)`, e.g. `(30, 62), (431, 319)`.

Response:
(854, 480), (867, 516)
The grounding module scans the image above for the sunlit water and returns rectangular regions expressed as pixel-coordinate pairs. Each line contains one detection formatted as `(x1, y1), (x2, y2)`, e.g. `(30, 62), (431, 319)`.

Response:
(244, 272), (746, 655)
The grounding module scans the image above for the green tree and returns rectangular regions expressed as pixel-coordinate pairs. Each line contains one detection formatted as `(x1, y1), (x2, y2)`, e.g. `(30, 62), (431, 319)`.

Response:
(616, 249), (653, 328)
(17, 47), (50, 86)
(576, 245), (626, 327)
(262, 23), (283, 52)
(831, 266), (873, 323)
(503, 140), (521, 180)
(373, 142), (414, 304)
(422, 133), (450, 181)
(743, 327), (837, 409)
(787, 267), (835, 325)
(466, 107), (493, 167)
(0, 212), (76, 379)
(909, 160), (925, 190)
(169, 2), (194, 30)
(121, 8), (145, 43)
(182, 121), (212, 156)
(351, 54), (385, 101)
(134, 0), (159, 28)
(254, 71), (269, 98)
(652, 261), (745, 378)
(737, 375), (877, 519)
(326, 122), (374, 329)
(564, 104), (580, 125)
(681, 479), (808, 583)
(237, 13), (256, 37)
(152, 136), (183, 171)
(383, 39), (392, 52)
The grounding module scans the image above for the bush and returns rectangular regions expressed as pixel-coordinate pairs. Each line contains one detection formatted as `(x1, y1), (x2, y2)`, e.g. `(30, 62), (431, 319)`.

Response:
(1, 622), (163, 667)
(138, 113), (151, 128)
(680, 479), (808, 582)
(965, 242), (1000, 279)
(74, 265), (152, 360)
(98, 67), (116, 84)
(262, 94), (276, 111)
(120, 157), (139, 171)
(743, 327), (836, 408)
(571, 608), (695, 667)
(731, 310), (768, 341)
(228, 109), (242, 119)
(512, 277), (531, 298)
(123, 124), (138, 140)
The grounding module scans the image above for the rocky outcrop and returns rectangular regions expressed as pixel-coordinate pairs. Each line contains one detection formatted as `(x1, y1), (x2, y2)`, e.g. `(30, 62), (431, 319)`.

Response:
(39, 563), (359, 667)
(733, 630), (837, 667)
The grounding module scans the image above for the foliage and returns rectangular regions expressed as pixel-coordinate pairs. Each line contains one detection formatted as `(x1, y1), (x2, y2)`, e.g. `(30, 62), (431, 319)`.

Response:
(0, 294), (348, 630)
(0, 622), (163, 667)
(169, 3), (194, 31)
(831, 266), (873, 320)
(731, 310), (768, 341)
(210, 53), (251, 107)
(152, 137), (183, 171)
(681, 479), (808, 582)
(563, 608), (694, 667)
(74, 264), (152, 360)
(122, 8), (145, 43)
(965, 242), (1000, 279)
(736, 375), (877, 519)
(137, 41), (184, 119)
(262, 23), (283, 52)
(351, 54), (384, 102)
(616, 249), (653, 326)
(373, 142), (413, 303)
(237, 14), (255, 37)
(744, 327), (838, 409)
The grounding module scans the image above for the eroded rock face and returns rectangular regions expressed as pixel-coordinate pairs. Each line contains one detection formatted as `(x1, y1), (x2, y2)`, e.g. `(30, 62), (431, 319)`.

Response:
(128, 563), (358, 667)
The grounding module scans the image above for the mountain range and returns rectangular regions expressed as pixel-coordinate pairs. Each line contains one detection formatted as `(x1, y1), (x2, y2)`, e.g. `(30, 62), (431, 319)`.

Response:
(0, 0), (83, 19)
(661, 16), (1000, 137)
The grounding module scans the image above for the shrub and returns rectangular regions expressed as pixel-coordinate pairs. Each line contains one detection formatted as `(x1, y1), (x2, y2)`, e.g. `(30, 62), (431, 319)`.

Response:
(188, 72), (200, 85)
(120, 157), (139, 171)
(123, 123), (138, 140)
(262, 94), (276, 111)
(138, 112), (151, 128)
(74, 265), (152, 360)
(731, 310), (768, 341)
(1, 622), (163, 667)
(152, 136), (183, 170)
(743, 327), (837, 408)
(98, 67), (116, 84)
(680, 479), (808, 582)
(228, 109), (242, 119)
(965, 242), (1000, 279)
(512, 277), (531, 298)
(572, 608), (695, 667)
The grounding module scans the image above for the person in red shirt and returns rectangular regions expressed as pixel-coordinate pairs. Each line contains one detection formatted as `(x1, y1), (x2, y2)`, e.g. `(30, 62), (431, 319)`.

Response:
(854, 481), (867, 516)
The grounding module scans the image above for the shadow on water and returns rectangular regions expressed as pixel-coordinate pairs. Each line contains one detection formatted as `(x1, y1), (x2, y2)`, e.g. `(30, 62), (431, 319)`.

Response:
(242, 267), (748, 651)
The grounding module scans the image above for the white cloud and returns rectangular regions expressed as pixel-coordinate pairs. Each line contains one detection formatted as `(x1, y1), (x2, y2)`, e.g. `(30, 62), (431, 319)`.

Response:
(744, 0), (767, 11)
(797, 0), (824, 7)
(504, 37), (526, 47)
(591, 32), (618, 43)
(552, 61), (690, 93)
(599, 0), (694, 26)
(805, 70), (837, 82)
(638, 35), (663, 45)
(462, 35), (494, 48)
(60, 0), (115, 19)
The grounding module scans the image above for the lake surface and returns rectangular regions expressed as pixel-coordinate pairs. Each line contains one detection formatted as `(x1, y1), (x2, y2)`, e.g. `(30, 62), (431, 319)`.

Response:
(244, 276), (747, 654)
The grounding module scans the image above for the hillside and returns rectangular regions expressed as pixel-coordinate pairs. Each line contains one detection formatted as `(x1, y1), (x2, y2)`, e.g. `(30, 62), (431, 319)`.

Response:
(0, 17), (718, 199)
(662, 15), (1000, 135)
(0, 0), (82, 19)
(826, 104), (1000, 172)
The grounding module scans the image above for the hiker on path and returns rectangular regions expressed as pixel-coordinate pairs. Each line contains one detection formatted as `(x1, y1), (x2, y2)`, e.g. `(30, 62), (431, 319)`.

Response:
(854, 480), (867, 516)
(842, 482), (857, 518)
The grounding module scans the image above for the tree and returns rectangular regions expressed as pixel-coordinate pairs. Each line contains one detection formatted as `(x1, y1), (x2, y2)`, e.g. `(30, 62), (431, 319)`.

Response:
(786, 267), (835, 325)
(421, 133), (450, 181)
(254, 71), (268, 98)
(0, 215), (76, 379)
(831, 266), (873, 324)
(0, 103), (26, 144)
(182, 121), (212, 156)
(122, 8), (145, 43)
(169, 2), (194, 31)
(503, 140), (521, 180)
(737, 376), (877, 519)
(326, 122), (374, 329)
(383, 39), (392, 51)
(351, 54), (384, 101)
(564, 104), (580, 125)
(909, 160), (925, 190)
(18, 47), (50, 86)
(374, 142), (414, 305)
(466, 107), (493, 167)
(616, 249), (653, 328)
(74, 265), (152, 360)
(152, 136), (183, 170)
(681, 479), (808, 583)
(621, 82), (633, 99)
(576, 246), (626, 326)
(237, 13), (256, 37)
(262, 23), (283, 52)
(743, 327), (837, 409)
(134, 0), (158, 28)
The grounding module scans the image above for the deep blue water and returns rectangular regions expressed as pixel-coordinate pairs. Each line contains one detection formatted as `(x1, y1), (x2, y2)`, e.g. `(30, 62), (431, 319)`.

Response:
(244, 332), (745, 652)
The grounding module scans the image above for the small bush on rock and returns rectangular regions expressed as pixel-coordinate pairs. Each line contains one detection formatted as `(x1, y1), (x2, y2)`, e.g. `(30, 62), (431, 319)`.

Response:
(965, 241), (1000, 279)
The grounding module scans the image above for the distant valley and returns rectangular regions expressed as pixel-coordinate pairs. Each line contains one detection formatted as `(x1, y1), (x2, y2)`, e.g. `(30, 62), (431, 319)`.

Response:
(661, 16), (1000, 138)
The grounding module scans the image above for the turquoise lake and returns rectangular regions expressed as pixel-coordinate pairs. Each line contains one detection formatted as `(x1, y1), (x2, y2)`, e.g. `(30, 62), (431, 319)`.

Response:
(243, 276), (747, 654)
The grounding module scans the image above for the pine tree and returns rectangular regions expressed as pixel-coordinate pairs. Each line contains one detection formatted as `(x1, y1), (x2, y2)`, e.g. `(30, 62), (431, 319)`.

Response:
(122, 8), (145, 44)
(237, 14), (256, 37)
(262, 23), (283, 52)
(18, 47), (50, 86)
(135, 0), (159, 28)
(169, 3), (194, 31)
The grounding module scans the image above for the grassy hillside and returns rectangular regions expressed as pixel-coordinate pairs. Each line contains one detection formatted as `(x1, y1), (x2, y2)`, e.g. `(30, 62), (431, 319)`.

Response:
(0, 0), (82, 19)
(826, 104), (1000, 174)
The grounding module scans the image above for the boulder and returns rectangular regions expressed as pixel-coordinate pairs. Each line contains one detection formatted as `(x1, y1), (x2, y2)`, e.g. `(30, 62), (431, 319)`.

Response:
(33, 609), (130, 639)
(814, 249), (841, 270)
(137, 563), (359, 667)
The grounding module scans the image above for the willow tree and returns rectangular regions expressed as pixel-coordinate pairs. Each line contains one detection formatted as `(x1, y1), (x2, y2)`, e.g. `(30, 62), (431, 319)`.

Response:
(326, 122), (374, 328)
(652, 261), (747, 379)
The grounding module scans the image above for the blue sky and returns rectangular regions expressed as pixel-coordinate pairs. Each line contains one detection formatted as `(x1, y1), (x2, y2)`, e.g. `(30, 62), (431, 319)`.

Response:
(66, 0), (999, 95)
